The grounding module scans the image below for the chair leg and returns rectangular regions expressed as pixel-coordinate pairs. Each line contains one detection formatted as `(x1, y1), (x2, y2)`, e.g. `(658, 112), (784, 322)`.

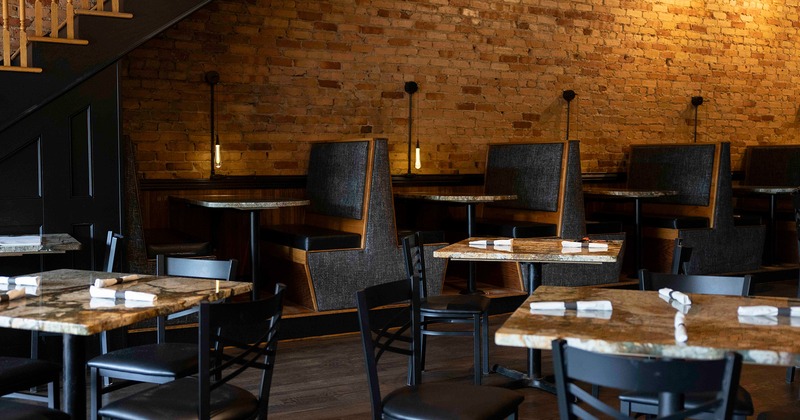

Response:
(786, 366), (795, 383)
(481, 313), (490, 375)
(47, 380), (59, 409)
(473, 315), (481, 385)
(90, 367), (101, 420)
(420, 333), (428, 372)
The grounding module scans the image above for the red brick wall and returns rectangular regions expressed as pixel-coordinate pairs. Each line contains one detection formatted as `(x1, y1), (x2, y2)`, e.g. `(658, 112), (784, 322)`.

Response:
(122, 0), (800, 179)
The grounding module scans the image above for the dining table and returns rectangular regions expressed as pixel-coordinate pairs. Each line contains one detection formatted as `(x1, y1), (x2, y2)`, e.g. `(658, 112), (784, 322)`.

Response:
(434, 237), (622, 392)
(732, 185), (799, 265)
(584, 188), (678, 274)
(173, 196), (309, 299)
(0, 233), (81, 257)
(395, 192), (517, 294)
(0, 268), (252, 419)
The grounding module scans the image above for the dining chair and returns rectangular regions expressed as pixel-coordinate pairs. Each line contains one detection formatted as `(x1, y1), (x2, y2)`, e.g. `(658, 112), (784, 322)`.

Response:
(356, 278), (524, 420)
(670, 238), (693, 275)
(401, 232), (490, 385)
(785, 191), (800, 383)
(624, 269), (754, 419)
(0, 356), (62, 410)
(98, 283), (284, 420)
(88, 255), (237, 420)
(552, 339), (742, 419)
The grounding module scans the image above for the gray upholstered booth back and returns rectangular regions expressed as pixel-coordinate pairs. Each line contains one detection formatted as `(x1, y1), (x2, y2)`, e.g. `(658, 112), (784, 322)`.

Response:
(628, 144), (716, 206)
(307, 140), (369, 219)
(484, 143), (564, 212)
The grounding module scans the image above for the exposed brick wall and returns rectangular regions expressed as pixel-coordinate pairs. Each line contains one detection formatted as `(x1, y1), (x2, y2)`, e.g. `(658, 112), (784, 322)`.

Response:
(121, 0), (800, 179)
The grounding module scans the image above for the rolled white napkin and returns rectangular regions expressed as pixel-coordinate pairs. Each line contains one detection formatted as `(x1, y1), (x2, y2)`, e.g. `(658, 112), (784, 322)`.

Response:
(674, 311), (688, 342)
(89, 298), (117, 309)
(561, 240), (609, 250)
(530, 300), (613, 311)
(738, 315), (778, 326)
(89, 285), (157, 302)
(0, 235), (42, 246)
(94, 274), (144, 288)
(529, 308), (612, 320)
(659, 294), (690, 314)
(738, 306), (800, 317)
(0, 289), (26, 303)
(468, 239), (513, 248)
(658, 288), (692, 306)
(0, 276), (40, 286)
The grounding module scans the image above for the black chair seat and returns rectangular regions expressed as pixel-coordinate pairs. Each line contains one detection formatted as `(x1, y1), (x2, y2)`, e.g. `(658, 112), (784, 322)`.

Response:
(0, 357), (60, 395)
(98, 377), (257, 420)
(0, 400), (69, 420)
(87, 343), (197, 379)
(382, 382), (523, 420)
(475, 218), (557, 238)
(620, 383), (754, 417)
(262, 224), (361, 251)
(421, 295), (490, 314)
(145, 228), (212, 259)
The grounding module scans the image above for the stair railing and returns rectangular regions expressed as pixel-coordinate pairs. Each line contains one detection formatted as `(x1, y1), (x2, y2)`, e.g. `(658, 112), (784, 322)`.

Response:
(1, 0), (130, 73)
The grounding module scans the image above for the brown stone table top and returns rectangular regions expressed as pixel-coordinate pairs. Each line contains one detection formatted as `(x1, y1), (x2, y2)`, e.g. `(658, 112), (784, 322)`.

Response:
(0, 269), (252, 336)
(434, 237), (622, 265)
(496, 285), (800, 366)
(0, 233), (81, 256)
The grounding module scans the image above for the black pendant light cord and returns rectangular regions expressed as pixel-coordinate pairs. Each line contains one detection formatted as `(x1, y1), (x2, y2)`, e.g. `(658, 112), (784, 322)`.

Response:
(404, 81), (418, 176)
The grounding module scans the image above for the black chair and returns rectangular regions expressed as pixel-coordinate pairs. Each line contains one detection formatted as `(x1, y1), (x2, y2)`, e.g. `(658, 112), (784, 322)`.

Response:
(671, 238), (693, 275)
(639, 269), (752, 297)
(0, 356), (62, 410)
(98, 284), (284, 419)
(622, 269), (753, 419)
(357, 279), (524, 420)
(401, 232), (490, 385)
(88, 255), (237, 419)
(103, 231), (124, 272)
(553, 339), (742, 419)
(786, 191), (800, 383)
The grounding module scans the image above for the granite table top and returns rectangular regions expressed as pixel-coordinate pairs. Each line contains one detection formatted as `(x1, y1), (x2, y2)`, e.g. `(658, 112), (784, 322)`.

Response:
(433, 237), (622, 264)
(584, 188), (678, 199)
(496, 285), (800, 366)
(0, 233), (82, 256)
(175, 195), (310, 211)
(733, 185), (800, 195)
(394, 192), (518, 204)
(0, 269), (252, 336)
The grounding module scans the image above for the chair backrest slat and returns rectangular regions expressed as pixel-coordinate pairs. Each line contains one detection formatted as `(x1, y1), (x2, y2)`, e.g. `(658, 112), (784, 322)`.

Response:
(639, 269), (751, 297)
(552, 339), (742, 420)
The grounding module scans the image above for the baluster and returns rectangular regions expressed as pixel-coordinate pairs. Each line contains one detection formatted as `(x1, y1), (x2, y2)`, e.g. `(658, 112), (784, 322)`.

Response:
(49, 0), (57, 38)
(67, 0), (74, 39)
(97, 0), (104, 12)
(81, 0), (88, 9)
(112, 0), (118, 13)
(34, 0), (41, 37)
(2, 0), (9, 66)
(18, 0), (27, 67)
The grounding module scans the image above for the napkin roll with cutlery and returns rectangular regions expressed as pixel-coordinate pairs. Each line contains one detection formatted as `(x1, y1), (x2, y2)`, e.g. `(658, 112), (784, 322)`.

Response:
(94, 274), (144, 288)
(89, 285), (157, 302)
(0, 276), (40, 287)
(737, 306), (800, 317)
(0, 289), (25, 302)
(674, 311), (688, 342)
(530, 300), (613, 311)
(658, 288), (692, 306)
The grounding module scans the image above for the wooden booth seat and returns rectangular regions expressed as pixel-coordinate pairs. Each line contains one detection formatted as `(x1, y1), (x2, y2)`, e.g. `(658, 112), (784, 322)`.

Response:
(472, 141), (625, 289)
(630, 143), (764, 274)
(262, 138), (446, 312)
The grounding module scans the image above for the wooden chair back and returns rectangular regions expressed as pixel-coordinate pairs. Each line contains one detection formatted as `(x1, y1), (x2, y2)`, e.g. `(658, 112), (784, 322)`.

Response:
(552, 339), (742, 419)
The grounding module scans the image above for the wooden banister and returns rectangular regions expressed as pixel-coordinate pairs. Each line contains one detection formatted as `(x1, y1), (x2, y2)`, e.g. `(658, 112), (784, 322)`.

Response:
(0, 0), (131, 73)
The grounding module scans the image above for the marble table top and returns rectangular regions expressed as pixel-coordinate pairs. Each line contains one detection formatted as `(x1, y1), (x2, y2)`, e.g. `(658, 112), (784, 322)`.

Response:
(433, 237), (621, 264)
(496, 286), (800, 366)
(394, 192), (518, 204)
(175, 195), (310, 211)
(733, 185), (800, 195)
(0, 233), (81, 256)
(584, 188), (678, 199)
(0, 269), (252, 336)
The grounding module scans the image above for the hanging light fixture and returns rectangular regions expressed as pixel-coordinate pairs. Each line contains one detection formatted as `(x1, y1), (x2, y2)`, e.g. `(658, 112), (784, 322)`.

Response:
(404, 81), (419, 175)
(691, 96), (704, 143)
(563, 89), (576, 141)
(205, 71), (221, 176)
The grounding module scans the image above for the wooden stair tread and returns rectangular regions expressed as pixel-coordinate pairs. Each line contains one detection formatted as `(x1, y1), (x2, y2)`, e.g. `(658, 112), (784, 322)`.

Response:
(74, 10), (133, 19)
(0, 65), (43, 73)
(28, 36), (89, 45)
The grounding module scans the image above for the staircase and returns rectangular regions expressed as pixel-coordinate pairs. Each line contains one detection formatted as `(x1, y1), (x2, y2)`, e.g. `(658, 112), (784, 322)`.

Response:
(0, 0), (212, 132)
